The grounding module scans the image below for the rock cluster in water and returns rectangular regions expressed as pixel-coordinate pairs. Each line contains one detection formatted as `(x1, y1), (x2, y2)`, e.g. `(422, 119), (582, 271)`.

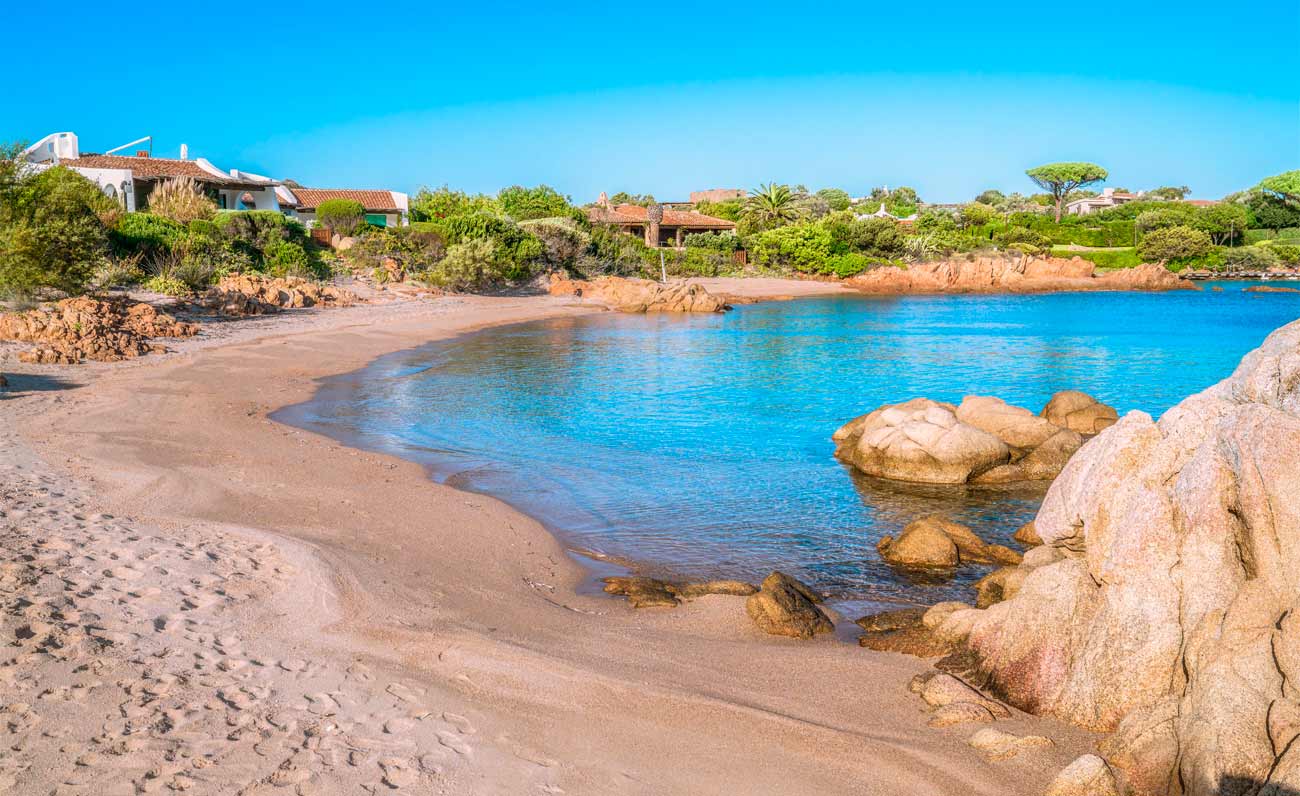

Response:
(200, 274), (357, 316)
(548, 275), (730, 313)
(845, 255), (1195, 294)
(0, 296), (198, 364)
(916, 318), (1300, 796)
(832, 392), (1117, 485)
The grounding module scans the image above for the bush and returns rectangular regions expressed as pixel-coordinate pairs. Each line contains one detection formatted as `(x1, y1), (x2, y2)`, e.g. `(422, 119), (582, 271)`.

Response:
(1219, 246), (1281, 271)
(409, 186), (499, 222)
(418, 238), (501, 290)
(421, 212), (541, 280)
(822, 213), (904, 256)
(750, 223), (832, 272)
(0, 165), (115, 297)
(346, 225), (447, 278)
(497, 185), (571, 221)
(1260, 242), (1300, 265)
(146, 177), (217, 224)
(993, 226), (1052, 253)
(960, 202), (997, 227)
(263, 239), (311, 278)
(1138, 225), (1213, 262)
(518, 218), (589, 269)
(694, 199), (744, 222)
(316, 198), (365, 235)
(682, 232), (740, 251)
(142, 275), (190, 296)
(823, 252), (892, 277)
(91, 254), (145, 290)
(112, 212), (185, 254)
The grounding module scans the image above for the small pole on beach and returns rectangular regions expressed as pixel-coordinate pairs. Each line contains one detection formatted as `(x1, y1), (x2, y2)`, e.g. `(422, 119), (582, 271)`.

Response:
(660, 250), (667, 283)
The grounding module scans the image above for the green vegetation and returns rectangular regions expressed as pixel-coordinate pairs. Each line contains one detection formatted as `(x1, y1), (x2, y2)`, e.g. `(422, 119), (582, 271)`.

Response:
(1259, 170), (1300, 203)
(146, 176), (217, 224)
(316, 198), (365, 236)
(1137, 225), (1213, 262)
(1051, 247), (1143, 269)
(0, 153), (117, 298)
(497, 185), (572, 221)
(1025, 162), (1109, 221)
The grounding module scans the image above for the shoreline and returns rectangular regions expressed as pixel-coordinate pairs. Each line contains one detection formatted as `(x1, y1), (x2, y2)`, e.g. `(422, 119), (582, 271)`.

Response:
(2, 280), (1098, 794)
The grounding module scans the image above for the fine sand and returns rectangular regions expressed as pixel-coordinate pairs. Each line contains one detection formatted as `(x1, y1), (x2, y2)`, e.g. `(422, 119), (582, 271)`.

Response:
(1, 279), (1095, 795)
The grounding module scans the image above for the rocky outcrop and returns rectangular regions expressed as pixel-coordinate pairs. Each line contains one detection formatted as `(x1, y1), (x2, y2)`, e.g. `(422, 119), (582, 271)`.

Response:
(1245, 285), (1300, 293)
(968, 728), (1053, 761)
(1041, 390), (1120, 434)
(930, 319), (1300, 796)
(833, 394), (1111, 485)
(548, 275), (729, 313)
(876, 515), (1021, 569)
(1013, 521), (1042, 547)
(744, 571), (833, 639)
(200, 274), (357, 316)
(0, 297), (198, 364)
(845, 255), (1195, 295)
(1044, 755), (1121, 796)
(832, 398), (1011, 484)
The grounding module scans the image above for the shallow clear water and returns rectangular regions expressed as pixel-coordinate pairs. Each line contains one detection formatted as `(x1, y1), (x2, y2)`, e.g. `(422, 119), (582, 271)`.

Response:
(279, 281), (1300, 608)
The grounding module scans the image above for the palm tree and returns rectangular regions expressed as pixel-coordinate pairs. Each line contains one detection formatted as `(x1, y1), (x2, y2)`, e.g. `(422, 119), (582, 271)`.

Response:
(744, 183), (799, 229)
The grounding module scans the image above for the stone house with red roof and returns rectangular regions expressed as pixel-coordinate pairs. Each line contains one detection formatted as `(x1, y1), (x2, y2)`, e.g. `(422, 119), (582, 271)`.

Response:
(588, 193), (735, 247)
(276, 188), (409, 228)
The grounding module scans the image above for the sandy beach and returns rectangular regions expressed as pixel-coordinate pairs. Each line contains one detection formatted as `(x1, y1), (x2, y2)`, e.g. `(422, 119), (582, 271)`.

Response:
(0, 279), (1095, 795)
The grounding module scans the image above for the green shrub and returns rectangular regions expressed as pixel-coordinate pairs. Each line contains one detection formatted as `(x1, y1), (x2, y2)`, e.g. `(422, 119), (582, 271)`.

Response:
(1245, 227), (1300, 244)
(682, 232), (740, 251)
(0, 165), (115, 297)
(750, 223), (832, 272)
(518, 218), (590, 269)
(316, 198), (365, 235)
(347, 226), (447, 276)
(422, 212), (541, 280)
(1260, 242), (1300, 265)
(1219, 246), (1281, 271)
(409, 186), (500, 222)
(993, 226), (1052, 252)
(91, 255), (145, 290)
(188, 218), (219, 238)
(1138, 225), (1213, 262)
(694, 199), (744, 222)
(960, 202), (997, 227)
(142, 275), (190, 296)
(263, 239), (311, 278)
(497, 185), (571, 221)
(823, 252), (890, 277)
(112, 212), (185, 253)
(419, 238), (501, 290)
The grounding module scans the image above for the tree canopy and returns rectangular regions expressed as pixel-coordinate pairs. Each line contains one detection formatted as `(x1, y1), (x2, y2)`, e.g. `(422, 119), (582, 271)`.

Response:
(1025, 162), (1108, 221)
(744, 183), (801, 231)
(815, 188), (852, 212)
(1259, 170), (1300, 204)
(497, 184), (571, 221)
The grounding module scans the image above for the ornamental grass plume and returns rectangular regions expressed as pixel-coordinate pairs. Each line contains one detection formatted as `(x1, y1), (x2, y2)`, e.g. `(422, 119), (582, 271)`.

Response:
(147, 176), (217, 225)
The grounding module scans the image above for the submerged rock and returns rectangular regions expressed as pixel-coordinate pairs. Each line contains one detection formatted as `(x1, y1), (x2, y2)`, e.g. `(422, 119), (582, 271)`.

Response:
(745, 571), (832, 639)
(877, 515), (1021, 570)
(948, 319), (1300, 795)
(677, 579), (758, 598)
(548, 275), (729, 313)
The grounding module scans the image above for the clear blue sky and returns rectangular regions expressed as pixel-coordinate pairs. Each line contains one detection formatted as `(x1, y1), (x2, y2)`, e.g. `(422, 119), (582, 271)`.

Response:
(6, 0), (1297, 202)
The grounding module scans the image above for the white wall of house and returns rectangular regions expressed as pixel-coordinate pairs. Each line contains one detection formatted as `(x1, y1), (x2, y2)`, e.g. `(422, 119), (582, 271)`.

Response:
(215, 185), (280, 212)
(57, 165), (138, 211)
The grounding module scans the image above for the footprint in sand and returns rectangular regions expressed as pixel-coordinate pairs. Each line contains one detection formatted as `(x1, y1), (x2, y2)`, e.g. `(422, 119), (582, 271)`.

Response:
(436, 730), (472, 757)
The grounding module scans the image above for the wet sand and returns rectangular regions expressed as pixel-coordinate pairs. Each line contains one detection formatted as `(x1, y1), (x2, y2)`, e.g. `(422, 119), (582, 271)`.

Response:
(1, 280), (1095, 794)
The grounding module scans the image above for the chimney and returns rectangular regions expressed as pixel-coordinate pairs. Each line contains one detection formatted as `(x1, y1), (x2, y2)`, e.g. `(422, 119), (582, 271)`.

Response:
(597, 191), (610, 209)
(180, 144), (188, 160)
(136, 150), (150, 158)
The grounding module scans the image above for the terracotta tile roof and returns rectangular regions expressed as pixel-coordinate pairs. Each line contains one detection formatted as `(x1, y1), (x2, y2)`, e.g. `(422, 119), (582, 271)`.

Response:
(291, 189), (401, 212)
(587, 203), (735, 229)
(59, 154), (245, 184)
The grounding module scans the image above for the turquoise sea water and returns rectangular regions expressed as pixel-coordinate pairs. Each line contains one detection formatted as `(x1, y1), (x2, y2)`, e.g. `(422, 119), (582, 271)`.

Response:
(278, 282), (1300, 607)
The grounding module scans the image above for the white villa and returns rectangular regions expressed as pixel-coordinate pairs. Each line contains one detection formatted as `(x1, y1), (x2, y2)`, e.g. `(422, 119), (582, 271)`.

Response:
(1064, 187), (1143, 216)
(21, 132), (408, 227)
